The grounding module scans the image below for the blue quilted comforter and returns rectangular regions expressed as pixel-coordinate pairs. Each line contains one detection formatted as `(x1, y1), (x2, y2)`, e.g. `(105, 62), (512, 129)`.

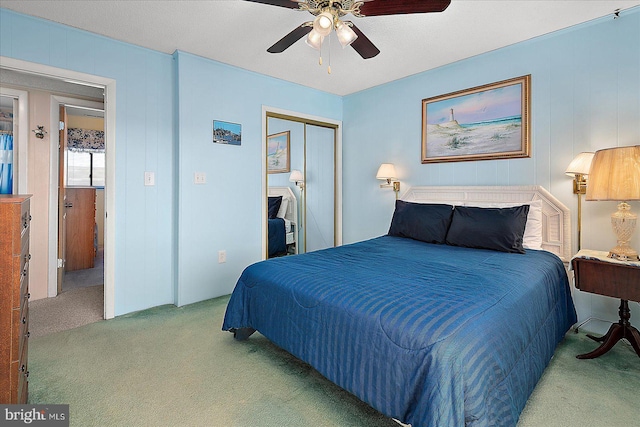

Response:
(222, 236), (576, 427)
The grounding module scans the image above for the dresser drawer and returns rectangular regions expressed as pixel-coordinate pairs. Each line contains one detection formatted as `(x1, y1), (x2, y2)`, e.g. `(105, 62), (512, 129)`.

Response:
(13, 253), (29, 309)
(11, 308), (21, 362)
(11, 203), (30, 256)
(19, 295), (29, 355)
(16, 340), (28, 404)
(9, 345), (27, 404)
(17, 370), (28, 404)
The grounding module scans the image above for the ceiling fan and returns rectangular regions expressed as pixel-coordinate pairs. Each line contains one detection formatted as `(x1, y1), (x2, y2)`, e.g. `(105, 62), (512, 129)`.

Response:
(246, 0), (451, 61)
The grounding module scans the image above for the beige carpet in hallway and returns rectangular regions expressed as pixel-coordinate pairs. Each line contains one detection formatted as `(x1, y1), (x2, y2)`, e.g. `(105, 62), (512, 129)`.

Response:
(28, 285), (104, 338)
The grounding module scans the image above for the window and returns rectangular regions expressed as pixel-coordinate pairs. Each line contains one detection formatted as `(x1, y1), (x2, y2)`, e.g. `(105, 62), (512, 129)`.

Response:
(66, 151), (105, 187)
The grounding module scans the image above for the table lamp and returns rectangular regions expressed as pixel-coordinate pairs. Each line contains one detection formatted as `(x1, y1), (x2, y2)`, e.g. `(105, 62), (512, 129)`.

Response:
(585, 145), (640, 261)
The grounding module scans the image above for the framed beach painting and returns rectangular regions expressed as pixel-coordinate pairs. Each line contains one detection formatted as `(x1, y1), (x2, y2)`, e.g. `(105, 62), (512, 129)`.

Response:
(213, 120), (242, 145)
(421, 75), (531, 163)
(267, 131), (290, 174)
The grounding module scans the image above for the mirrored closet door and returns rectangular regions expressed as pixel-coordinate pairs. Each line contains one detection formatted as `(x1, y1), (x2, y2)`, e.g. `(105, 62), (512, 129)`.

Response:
(266, 113), (338, 258)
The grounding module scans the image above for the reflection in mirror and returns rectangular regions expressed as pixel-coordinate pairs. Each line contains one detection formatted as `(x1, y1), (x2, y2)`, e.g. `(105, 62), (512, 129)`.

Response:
(266, 114), (337, 258)
(267, 117), (304, 257)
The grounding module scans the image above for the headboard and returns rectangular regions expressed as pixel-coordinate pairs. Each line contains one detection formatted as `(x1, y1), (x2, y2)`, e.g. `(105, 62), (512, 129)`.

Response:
(268, 186), (298, 225)
(402, 185), (571, 262)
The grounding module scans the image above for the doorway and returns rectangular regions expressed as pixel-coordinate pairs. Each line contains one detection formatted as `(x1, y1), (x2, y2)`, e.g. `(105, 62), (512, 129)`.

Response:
(1, 56), (117, 319)
(57, 103), (105, 304)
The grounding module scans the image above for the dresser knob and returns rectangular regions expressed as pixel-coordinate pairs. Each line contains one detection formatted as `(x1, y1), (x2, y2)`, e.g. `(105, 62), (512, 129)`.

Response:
(27, 331), (30, 338)
(25, 371), (29, 378)
(22, 317), (26, 324)
(28, 254), (32, 260)
(27, 292), (31, 299)
(29, 215), (32, 221)
(19, 364), (25, 372)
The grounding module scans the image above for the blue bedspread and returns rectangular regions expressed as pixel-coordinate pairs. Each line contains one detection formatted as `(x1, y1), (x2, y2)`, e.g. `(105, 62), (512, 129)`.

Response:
(222, 236), (577, 427)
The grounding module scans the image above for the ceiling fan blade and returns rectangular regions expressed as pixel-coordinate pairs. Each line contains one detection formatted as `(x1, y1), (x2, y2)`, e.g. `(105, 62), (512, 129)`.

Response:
(243, 0), (300, 9)
(348, 23), (380, 59)
(359, 0), (451, 16)
(267, 24), (313, 53)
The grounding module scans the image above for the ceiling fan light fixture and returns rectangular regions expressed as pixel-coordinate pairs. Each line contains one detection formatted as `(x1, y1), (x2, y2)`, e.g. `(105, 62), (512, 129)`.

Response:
(313, 11), (334, 37)
(305, 29), (324, 50)
(335, 20), (358, 48)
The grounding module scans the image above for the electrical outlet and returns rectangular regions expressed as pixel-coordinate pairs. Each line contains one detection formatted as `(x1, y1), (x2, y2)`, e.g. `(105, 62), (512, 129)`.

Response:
(194, 172), (206, 184)
(144, 171), (155, 186)
(218, 250), (226, 264)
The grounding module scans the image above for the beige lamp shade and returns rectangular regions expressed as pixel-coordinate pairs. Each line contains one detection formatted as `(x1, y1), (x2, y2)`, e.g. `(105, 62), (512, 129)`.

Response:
(585, 145), (640, 261)
(585, 146), (640, 201)
(376, 163), (397, 180)
(565, 152), (595, 176)
(289, 169), (304, 183)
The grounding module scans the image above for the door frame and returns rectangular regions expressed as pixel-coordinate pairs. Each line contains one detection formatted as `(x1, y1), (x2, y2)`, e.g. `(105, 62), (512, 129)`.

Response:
(1, 56), (117, 319)
(261, 105), (342, 259)
(0, 87), (28, 193)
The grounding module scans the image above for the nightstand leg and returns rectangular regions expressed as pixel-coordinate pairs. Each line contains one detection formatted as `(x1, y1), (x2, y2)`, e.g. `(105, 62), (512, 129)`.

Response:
(628, 325), (640, 357)
(577, 300), (640, 359)
(586, 328), (612, 343)
(577, 323), (624, 359)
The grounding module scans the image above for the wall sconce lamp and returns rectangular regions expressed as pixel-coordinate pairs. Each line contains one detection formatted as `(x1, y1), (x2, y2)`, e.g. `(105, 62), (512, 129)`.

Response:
(289, 169), (305, 190)
(586, 145), (640, 261)
(376, 163), (400, 198)
(565, 152), (595, 250)
(32, 125), (47, 139)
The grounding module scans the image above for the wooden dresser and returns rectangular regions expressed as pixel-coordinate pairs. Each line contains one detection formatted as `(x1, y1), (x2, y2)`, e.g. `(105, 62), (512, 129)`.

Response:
(0, 195), (31, 403)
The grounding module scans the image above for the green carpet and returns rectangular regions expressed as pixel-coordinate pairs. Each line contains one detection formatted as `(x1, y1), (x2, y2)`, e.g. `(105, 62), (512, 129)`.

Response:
(28, 296), (640, 426)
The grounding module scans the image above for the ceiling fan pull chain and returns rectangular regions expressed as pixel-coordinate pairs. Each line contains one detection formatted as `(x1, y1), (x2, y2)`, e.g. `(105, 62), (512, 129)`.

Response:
(327, 35), (332, 74)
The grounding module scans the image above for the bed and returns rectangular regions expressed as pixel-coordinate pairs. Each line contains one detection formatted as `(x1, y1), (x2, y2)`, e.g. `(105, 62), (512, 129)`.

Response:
(267, 187), (298, 257)
(224, 186), (577, 427)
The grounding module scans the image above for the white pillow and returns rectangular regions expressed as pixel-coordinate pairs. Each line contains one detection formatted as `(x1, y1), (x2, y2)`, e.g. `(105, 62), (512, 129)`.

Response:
(462, 200), (543, 250)
(276, 197), (289, 219)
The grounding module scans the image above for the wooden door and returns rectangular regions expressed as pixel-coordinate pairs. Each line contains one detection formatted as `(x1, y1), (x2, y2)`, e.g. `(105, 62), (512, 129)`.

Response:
(64, 188), (96, 271)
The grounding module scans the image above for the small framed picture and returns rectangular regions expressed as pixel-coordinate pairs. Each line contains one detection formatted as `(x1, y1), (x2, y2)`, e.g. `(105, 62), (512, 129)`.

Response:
(267, 131), (290, 174)
(213, 120), (241, 146)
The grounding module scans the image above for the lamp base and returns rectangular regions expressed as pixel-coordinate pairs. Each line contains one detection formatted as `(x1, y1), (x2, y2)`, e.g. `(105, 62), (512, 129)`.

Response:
(608, 202), (639, 262)
(608, 246), (639, 262)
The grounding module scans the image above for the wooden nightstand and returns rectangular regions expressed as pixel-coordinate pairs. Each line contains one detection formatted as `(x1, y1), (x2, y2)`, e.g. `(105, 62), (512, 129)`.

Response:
(571, 250), (640, 359)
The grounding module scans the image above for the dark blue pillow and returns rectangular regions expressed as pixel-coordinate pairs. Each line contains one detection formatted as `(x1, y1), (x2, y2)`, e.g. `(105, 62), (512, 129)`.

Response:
(445, 205), (530, 254)
(388, 200), (454, 244)
(268, 196), (282, 219)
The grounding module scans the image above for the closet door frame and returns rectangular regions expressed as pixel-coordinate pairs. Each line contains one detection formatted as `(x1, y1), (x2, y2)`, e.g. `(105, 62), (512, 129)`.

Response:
(261, 106), (342, 260)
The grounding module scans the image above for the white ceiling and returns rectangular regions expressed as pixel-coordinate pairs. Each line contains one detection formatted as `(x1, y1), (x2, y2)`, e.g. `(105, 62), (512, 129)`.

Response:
(2, 0), (638, 95)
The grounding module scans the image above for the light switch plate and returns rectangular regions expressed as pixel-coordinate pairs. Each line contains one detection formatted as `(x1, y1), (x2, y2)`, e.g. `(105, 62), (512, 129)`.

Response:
(194, 172), (206, 184)
(144, 171), (155, 186)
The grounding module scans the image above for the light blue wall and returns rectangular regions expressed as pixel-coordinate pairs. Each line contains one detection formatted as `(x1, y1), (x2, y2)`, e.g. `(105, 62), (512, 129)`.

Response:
(174, 51), (341, 306)
(342, 8), (640, 328)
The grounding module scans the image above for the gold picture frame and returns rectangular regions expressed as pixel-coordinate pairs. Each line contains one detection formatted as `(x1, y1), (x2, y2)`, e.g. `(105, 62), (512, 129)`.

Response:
(267, 131), (290, 174)
(421, 75), (531, 163)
